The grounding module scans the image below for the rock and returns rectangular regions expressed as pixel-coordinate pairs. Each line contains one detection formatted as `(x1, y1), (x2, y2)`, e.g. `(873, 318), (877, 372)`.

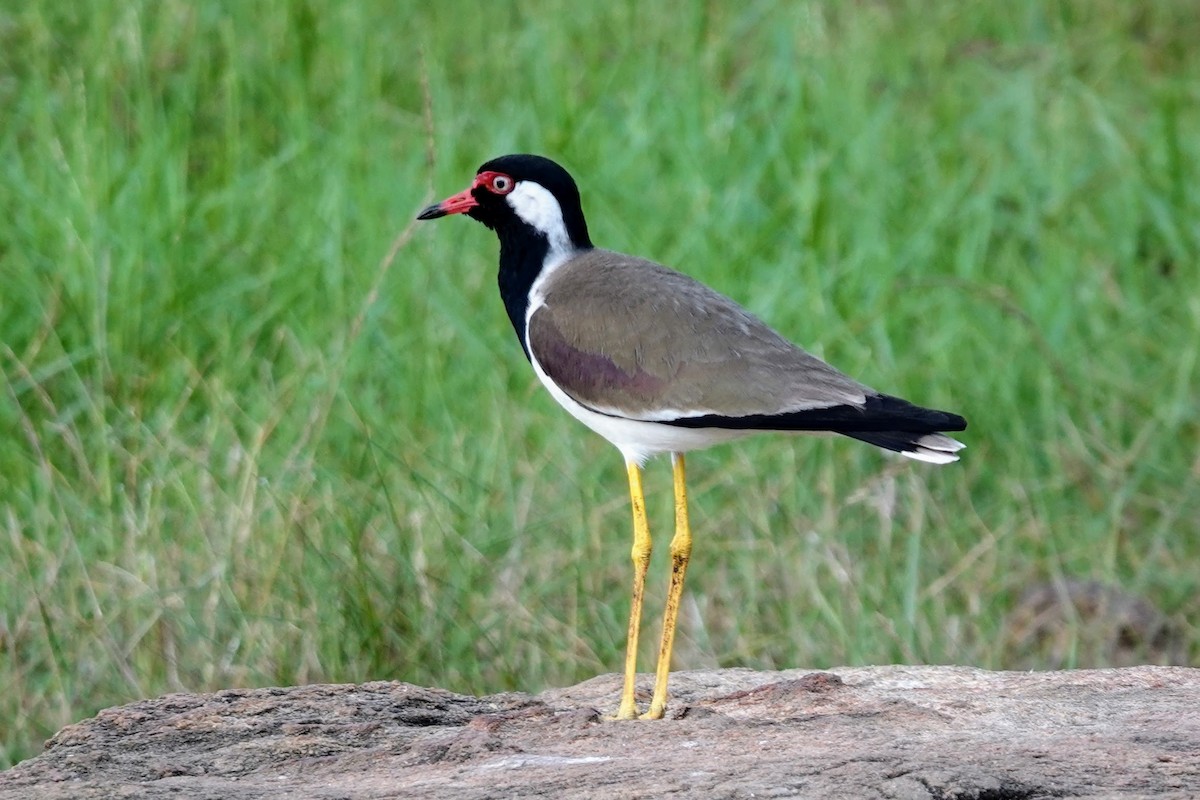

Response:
(2, 666), (1198, 799)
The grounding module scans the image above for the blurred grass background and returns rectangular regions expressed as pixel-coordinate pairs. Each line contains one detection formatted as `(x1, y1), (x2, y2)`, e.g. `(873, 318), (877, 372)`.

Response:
(2, 0), (1198, 767)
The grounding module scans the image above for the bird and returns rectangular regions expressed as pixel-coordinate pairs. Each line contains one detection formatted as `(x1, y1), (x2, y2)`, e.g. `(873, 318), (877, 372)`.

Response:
(416, 154), (966, 720)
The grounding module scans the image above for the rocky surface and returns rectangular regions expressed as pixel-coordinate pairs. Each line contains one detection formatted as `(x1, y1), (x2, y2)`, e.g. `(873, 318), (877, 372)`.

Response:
(2, 666), (1198, 799)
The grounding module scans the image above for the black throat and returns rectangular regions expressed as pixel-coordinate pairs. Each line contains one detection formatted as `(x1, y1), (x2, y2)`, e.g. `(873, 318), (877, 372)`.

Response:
(495, 223), (589, 360)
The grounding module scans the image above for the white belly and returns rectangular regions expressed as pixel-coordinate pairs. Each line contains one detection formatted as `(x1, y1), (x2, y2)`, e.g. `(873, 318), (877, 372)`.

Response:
(521, 246), (750, 465)
(527, 353), (749, 465)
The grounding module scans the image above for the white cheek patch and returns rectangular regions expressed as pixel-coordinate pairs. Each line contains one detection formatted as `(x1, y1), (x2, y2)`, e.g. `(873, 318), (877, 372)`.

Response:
(506, 182), (573, 258)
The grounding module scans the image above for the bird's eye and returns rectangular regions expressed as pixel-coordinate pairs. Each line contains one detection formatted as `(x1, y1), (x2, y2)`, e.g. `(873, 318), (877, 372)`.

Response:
(490, 175), (514, 193)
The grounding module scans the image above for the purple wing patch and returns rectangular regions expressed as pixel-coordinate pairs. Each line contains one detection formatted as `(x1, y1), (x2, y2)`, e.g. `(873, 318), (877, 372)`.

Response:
(528, 309), (665, 413)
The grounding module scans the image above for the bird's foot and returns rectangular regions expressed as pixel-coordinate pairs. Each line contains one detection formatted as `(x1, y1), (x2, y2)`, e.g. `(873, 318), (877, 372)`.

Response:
(604, 699), (642, 721)
(638, 704), (666, 720)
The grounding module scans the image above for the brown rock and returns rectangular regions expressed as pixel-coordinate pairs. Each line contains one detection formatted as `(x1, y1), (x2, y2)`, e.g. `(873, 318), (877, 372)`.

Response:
(2, 666), (1198, 799)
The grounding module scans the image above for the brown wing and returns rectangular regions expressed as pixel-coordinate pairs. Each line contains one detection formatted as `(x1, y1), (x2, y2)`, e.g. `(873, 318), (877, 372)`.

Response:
(526, 249), (870, 421)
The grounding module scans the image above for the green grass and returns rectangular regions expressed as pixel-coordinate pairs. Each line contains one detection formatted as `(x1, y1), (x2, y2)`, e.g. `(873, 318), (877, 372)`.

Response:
(3, 0), (1198, 767)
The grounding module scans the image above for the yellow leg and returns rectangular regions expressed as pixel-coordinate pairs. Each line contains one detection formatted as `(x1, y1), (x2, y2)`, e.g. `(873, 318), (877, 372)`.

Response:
(611, 459), (652, 720)
(642, 452), (692, 720)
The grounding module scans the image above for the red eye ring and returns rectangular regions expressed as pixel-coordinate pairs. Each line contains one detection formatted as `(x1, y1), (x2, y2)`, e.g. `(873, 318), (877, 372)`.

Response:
(477, 171), (515, 195)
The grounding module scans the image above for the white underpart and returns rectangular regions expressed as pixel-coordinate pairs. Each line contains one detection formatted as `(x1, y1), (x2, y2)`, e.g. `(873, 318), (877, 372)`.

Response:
(510, 180), (963, 467)
(511, 181), (753, 466)
(526, 347), (751, 466)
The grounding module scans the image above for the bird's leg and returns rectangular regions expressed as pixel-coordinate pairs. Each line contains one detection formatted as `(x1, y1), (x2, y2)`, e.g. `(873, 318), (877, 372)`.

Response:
(642, 452), (692, 720)
(611, 460), (652, 720)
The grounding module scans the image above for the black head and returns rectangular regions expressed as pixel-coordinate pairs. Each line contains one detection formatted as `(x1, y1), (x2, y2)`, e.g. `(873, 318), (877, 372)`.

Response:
(417, 154), (593, 250)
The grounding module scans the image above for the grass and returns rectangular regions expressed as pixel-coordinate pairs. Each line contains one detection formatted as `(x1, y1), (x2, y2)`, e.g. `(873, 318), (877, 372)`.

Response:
(2, 0), (1198, 767)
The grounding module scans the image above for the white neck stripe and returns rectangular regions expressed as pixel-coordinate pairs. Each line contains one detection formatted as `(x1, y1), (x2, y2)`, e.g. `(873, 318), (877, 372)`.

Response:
(506, 181), (574, 257)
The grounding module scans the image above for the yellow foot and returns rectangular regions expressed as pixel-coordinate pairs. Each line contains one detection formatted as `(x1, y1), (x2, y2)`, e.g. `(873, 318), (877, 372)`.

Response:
(604, 698), (642, 720)
(639, 703), (666, 720)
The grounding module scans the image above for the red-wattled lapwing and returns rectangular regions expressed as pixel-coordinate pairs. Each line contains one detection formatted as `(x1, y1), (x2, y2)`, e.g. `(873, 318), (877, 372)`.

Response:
(417, 154), (967, 720)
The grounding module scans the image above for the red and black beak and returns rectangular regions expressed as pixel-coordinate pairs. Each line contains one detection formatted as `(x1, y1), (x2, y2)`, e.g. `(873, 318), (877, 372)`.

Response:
(417, 184), (479, 220)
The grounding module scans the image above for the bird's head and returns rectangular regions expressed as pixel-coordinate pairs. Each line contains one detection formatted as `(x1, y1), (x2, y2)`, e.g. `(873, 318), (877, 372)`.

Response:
(418, 154), (593, 251)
